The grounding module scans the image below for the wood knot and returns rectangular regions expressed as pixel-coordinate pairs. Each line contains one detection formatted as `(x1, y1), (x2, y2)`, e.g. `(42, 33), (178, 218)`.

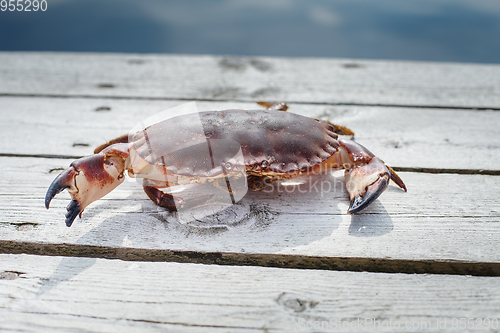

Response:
(0, 271), (23, 280)
(95, 106), (111, 112)
(276, 292), (319, 312)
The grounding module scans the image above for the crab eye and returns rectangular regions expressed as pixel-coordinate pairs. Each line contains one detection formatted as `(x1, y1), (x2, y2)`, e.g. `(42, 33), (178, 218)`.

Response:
(261, 161), (269, 169)
(224, 162), (233, 171)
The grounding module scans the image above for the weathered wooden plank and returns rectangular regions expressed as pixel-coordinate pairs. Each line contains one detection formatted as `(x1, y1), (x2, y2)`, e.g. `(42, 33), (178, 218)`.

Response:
(1, 156), (498, 264)
(2, 51), (497, 331)
(1, 52), (500, 108)
(1, 254), (499, 333)
(1, 96), (499, 170)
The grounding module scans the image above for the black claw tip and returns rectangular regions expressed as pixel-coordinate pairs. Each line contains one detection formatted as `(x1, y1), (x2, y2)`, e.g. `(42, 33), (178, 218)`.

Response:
(347, 177), (388, 214)
(45, 182), (69, 209)
(65, 200), (81, 227)
(45, 168), (74, 209)
(347, 195), (365, 214)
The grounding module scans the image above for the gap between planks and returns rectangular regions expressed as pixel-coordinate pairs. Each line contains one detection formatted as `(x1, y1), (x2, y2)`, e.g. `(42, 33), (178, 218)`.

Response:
(2, 92), (500, 111)
(1, 240), (499, 277)
(2, 152), (499, 175)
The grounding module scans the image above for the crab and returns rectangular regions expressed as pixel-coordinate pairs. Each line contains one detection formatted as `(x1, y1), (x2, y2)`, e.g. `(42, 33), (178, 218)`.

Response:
(46, 102), (406, 227)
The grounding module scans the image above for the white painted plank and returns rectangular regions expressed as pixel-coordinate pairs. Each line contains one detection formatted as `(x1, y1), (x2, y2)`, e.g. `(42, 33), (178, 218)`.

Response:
(0, 157), (498, 263)
(1, 96), (499, 170)
(1, 52), (500, 108)
(1, 254), (499, 333)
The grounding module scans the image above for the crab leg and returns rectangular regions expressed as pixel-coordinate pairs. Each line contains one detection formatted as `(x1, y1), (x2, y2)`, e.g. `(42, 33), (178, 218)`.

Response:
(143, 185), (214, 212)
(331, 140), (406, 213)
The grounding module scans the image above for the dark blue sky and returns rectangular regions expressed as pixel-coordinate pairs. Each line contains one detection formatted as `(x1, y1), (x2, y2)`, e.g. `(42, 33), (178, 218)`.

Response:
(1, 0), (499, 63)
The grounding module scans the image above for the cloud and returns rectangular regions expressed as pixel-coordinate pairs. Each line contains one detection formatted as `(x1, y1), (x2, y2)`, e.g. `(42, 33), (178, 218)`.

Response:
(308, 6), (341, 27)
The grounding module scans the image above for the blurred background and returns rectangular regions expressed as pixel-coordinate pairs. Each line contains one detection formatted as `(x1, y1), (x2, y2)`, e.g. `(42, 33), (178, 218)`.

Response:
(1, 0), (499, 64)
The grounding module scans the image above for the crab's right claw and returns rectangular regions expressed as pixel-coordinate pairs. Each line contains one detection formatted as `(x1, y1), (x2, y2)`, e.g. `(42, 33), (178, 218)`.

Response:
(345, 157), (406, 214)
(347, 174), (388, 214)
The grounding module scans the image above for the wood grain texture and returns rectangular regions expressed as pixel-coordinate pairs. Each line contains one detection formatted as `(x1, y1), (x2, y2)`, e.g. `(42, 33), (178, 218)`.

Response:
(1, 254), (499, 333)
(1, 52), (500, 108)
(2, 51), (499, 331)
(1, 156), (498, 264)
(1, 96), (499, 170)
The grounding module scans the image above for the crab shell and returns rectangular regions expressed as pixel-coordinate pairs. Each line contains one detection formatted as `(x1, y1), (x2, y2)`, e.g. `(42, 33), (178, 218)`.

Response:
(130, 109), (340, 179)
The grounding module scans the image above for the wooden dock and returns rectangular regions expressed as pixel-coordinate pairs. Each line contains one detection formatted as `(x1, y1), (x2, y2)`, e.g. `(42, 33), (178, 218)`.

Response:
(0, 52), (499, 332)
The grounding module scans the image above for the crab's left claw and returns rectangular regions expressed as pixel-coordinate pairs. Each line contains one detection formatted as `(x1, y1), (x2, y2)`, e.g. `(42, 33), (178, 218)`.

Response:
(45, 166), (82, 227)
(45, 167), (75, 210)
(45, 153), (126, 227)
(345, 157), (406, 214)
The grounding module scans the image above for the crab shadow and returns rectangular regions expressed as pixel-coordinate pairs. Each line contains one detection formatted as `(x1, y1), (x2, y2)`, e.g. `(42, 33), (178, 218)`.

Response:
(37, 174), (394, 296)
(348, 201), (394, 237)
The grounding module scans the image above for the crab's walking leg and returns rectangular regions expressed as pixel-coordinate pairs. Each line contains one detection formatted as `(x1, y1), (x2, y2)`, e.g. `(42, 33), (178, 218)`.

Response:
(94, 134), (129, 154)
(143, 186), (180, 212)
(332, 140), (406, 214)
(143, 186), (214, 213)
(257, 101), (289, 111)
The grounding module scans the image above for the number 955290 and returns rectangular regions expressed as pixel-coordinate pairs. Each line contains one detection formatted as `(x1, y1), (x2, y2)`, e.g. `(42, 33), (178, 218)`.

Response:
(1, 0), (48, 11)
